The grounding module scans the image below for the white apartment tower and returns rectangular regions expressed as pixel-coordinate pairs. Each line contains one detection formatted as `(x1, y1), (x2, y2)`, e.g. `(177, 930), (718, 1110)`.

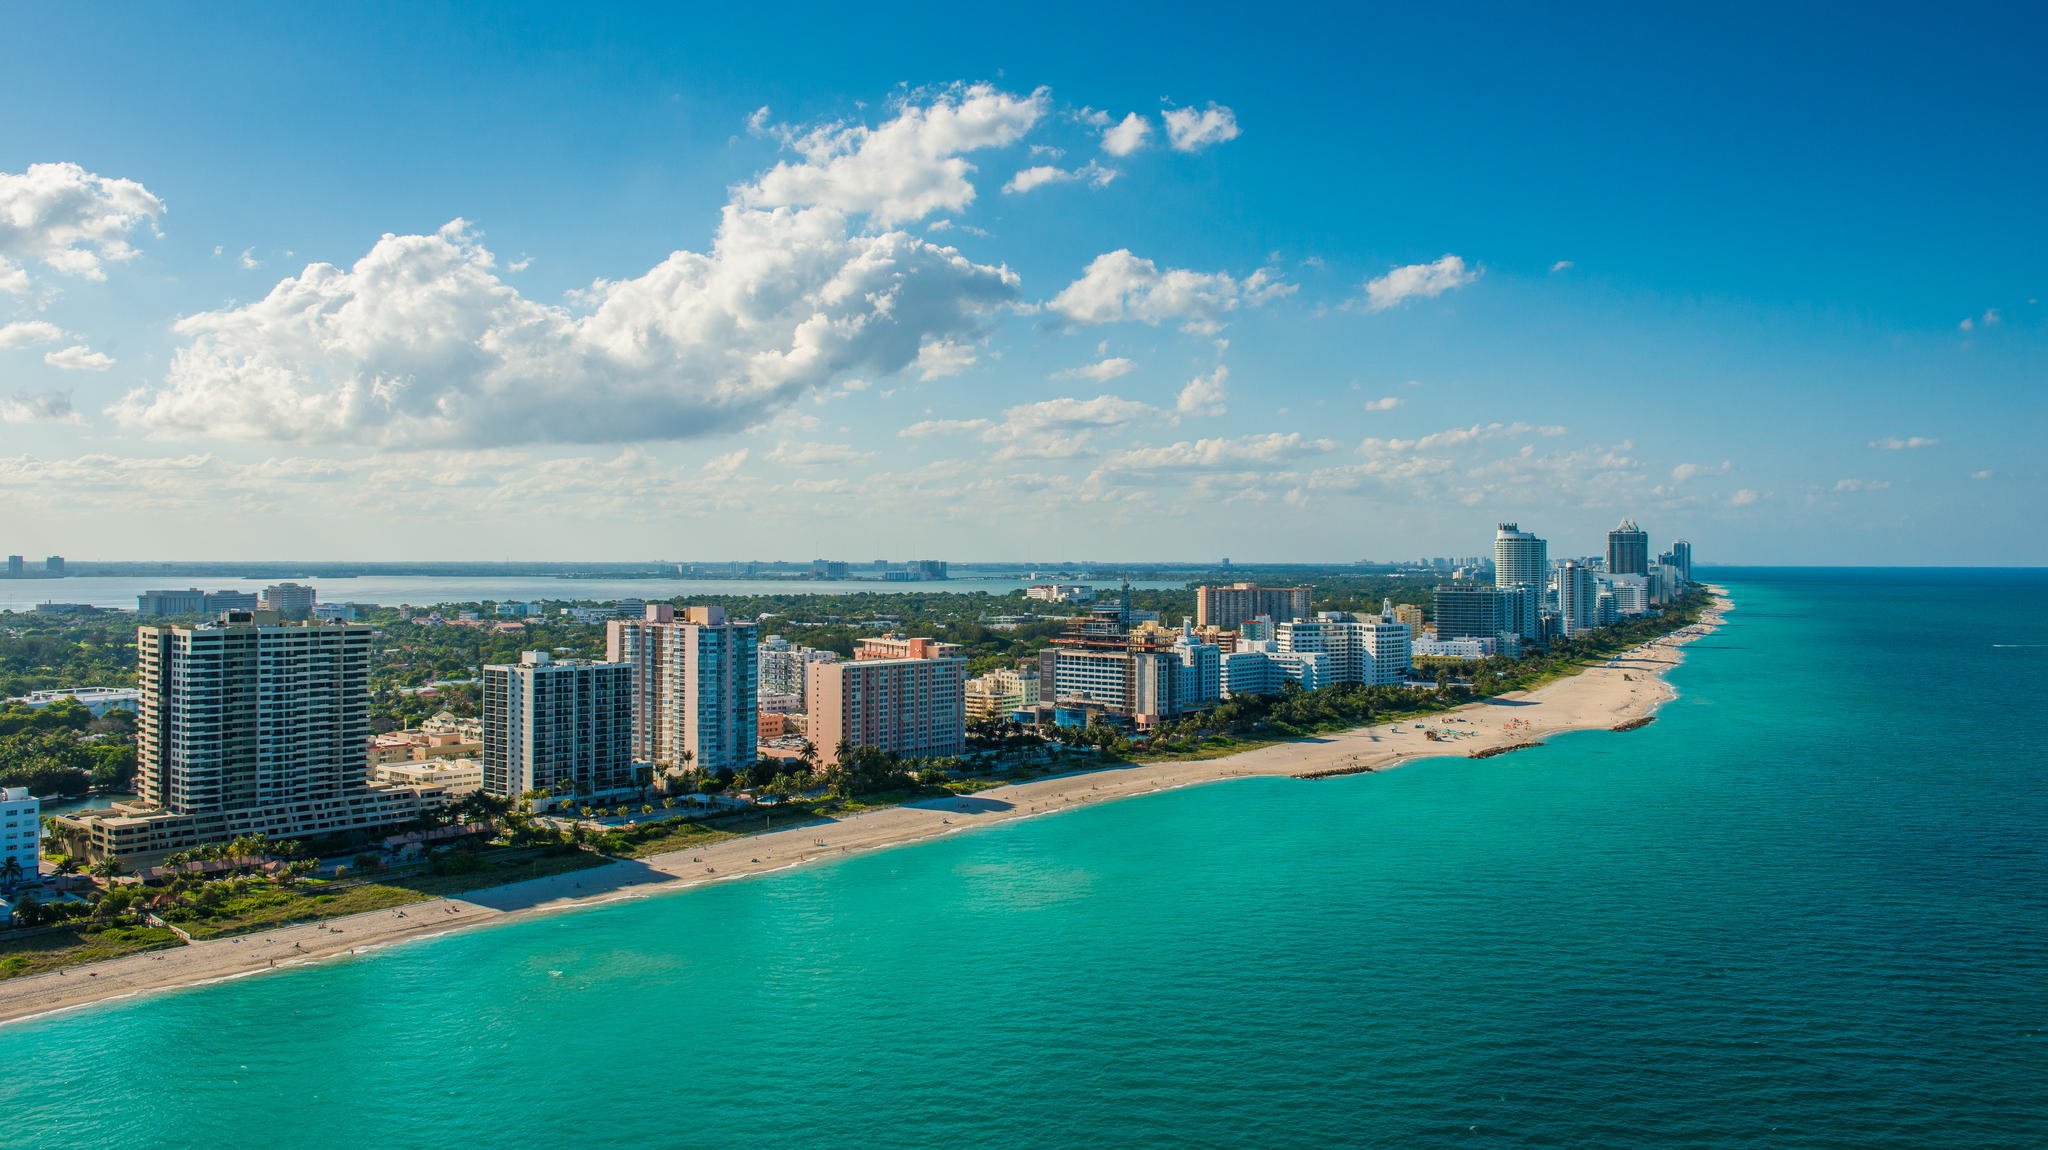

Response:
(1493, 523), (1548, 641)
(481, 651), (635, 802)
(607, 605), (760, 774)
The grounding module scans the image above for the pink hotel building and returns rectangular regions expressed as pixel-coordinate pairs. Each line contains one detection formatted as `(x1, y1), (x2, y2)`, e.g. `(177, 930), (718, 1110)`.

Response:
(804, 637), (967, 766)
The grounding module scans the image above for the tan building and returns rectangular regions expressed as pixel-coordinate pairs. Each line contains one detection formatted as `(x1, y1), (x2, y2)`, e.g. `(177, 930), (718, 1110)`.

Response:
(606, 605), (759, 774)
(371, 728), (483, 767)
(1393, 603), (1425, 632)
(806, 637), (966, 766)
(373, 758), (485, 798)
(965, 667), (1040, 721)
(1195, 583), (1311, 629)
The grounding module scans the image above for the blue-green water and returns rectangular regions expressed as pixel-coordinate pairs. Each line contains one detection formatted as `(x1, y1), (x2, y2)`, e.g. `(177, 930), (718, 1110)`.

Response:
(3, 569), (2044, 1148)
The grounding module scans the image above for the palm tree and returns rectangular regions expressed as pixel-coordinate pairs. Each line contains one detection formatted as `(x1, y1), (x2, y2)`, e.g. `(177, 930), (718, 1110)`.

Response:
(0, 855), (23, 892)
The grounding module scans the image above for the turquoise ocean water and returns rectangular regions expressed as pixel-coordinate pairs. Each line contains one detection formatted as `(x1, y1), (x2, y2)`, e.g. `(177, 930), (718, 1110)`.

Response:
(2, 568), (2043, 1148)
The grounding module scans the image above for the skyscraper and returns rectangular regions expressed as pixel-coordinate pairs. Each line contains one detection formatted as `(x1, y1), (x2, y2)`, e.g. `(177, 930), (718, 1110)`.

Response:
(1556, 561), (1600, 638)
(481, 651), (635, 802)
(805, 637), (966, 766)
(259, 581), (317, 620)
(43, 555), (64, 578)
(5, 555), (23, 578)
(1432, 585), (1505, 640)
(54, 611), (421, 862)
(1660, 540), (1693, 582)
(1607, 518), (1650, 576)
(1493, 523), (1548, 640)
(607, 605), (759, 774)
(1194, 583), (1312, 629)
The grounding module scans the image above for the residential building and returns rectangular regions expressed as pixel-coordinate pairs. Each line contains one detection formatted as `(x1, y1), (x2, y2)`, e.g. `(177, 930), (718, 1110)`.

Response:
(1274, 602), (1412, 687)
(965, 667), (1041, 720)
(1393, 603), (1424, 633)
(1221, 645), (1332, 697)
(259, 582), (317, 620)
(1556, 561), (1601, 638)
(1659, 540), (1694, 583)
(43, 555), (64, 578)
(372, 759), (484, 799)
(1607, 518), (1650, 576)
(1493, 523), (1548, 641)
(806, 637), (966, 765)
(481, 651), (635, 803)
(607, 605), (759, 774)
(4, 556), (20, 578)
(1, 787), (38, 882)
(1597, 573), (1652, 616)
(1025, 583), (1095, 604)
(1433, 584), (1506, 641)
(1194, 582), (1311, 629)
(51, 612), (424, 864)
(205, 590), (259, 612)
(1413, 636), (1494, 660)
(758, 635), (839, 704)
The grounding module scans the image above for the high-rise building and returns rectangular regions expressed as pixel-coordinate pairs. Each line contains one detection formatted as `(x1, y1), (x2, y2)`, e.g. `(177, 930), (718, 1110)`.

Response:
(1607, 518), (1650, 576)
(1274, 602), (1412, 687)
(607, 605), (759, 774)
(259, 582), (317, 620)
(1393, 603), (1425, 633)
(481, 651), (635, 803)
(1432, 585), (1505, 640)
(1493, 523), (1548, 640)
(1, 786), (39, 882)
(53, 612), (421, 863)
(205, 590), (260, 612)
(758, 635), (839, 705)
(807, 637), (966, 765)
(43, 555), (64, 578)
(1194, 582), (1312, 629)
(5, 555), (22, 578)
(1555, 561), (1601, 638)
(1658, 540), (1694, 583)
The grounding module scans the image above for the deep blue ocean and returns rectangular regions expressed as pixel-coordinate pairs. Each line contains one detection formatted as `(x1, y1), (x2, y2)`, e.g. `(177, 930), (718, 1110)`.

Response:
(3, 568), (2044, 1148)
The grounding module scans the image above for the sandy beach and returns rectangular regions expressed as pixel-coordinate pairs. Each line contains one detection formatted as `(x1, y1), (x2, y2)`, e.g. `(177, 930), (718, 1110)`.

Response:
(0, 588), (1729, 1028)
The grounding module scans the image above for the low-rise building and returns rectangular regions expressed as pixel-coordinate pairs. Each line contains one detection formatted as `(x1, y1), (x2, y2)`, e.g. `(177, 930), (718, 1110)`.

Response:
(6, 687), (140, 716)
(1025, 583), (1095, 603)
(966, 667), (1041, 720)
(371, 759), (484, 799)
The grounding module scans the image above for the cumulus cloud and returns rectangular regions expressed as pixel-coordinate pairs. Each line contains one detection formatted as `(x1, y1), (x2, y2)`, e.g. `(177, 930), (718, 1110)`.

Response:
(0, 162), (165, 293)
(1101, 113), (1151, 156)
(1360, 421), (1565, 454)
(0, 391), (78, 424)
(1363, 396), (1401, 411)
(1832, 478), (1890, 492)
(898, 417), (992, 438)
(1002, 161), (1116, 194)
(1971, 469), (1994, 480)
(1362, 255), (1481, 311)
(44, 344), (114, 371)
(1958, 308), (1999, 332)
(0, 320), (65, 349)
(981, 393), (1160, 459)
(1162, 103), (1241, 152)
(1730, 488), (1760, 507)
(1550, 260), (1574, 272)
(700, 449), (748, 478)
(742, 84), (1047, 226)
(1175, 365), (1229, 416)
(1048, 250), (1291, 330)
(113, 90), (1034, 449)
(1054, 356), (1135, 382)
(1869, 435), (1939, 450)
(913, 338), (978, 380)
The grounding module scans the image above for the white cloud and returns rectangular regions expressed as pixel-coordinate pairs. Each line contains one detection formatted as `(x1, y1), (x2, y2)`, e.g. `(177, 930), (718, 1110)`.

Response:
(898, 417), (992, 438)
(44, 344), (114, 371)
(1959, 308), (2000, 332)
(981, 393), (1160, 459)
(700, 449), (748, 478)
(1832, 478), (1890, 492)
(766, 440), (871, 467)
(1730, 488), (1760, 507)
(1363, 396), (1401, 411)
(0, 320), (65, 349)
(1002, 161), (1116, 195)
(1102, 432), (1335, 471)
(913, 338), (978, 380)
(0, 162), (165, 293)
(0, 391), (78, 424)
(1550, 260), (1574, 272)
(1671, 459), (1731, 482)
(1360, 421), (1565, 454)
(1175, 365), (1229, 417)
(1971, 469), (1994, 480)
(1101, 113), (1151, 156)
(1162, 103), (1241, 152)
(1049, 249), (1291, 329)
(1362, 255), (1481, 311)
(1054, 356), (1135, 382)
(1869, 436), (1940, 450)
(114, 95), (1025, 449)
(239, 247), (263, 270)
(742, 84), (1047, 226)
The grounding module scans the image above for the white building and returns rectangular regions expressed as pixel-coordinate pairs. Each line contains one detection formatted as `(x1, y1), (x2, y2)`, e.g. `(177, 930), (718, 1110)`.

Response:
(1, 787), (38, 883)
(6, 687), (140, 716)
(481, 652), (636, 802)
(1025, 583), (1095, 604)
(1555, 561), (1601, 638)
(1413, 636), (1494, 660)
(1274, 602), (1412, 687)
(607, 605), (759, 774)
(758, 635), (839, 704)
(1493, 523), (1548, 640)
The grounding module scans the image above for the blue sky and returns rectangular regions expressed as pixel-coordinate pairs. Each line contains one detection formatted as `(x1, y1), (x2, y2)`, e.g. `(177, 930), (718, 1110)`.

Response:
(1, 4), (2041, 564)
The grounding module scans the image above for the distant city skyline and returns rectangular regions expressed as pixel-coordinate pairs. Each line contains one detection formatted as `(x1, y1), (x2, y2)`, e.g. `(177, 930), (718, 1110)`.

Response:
(2, 7), (2042, 565)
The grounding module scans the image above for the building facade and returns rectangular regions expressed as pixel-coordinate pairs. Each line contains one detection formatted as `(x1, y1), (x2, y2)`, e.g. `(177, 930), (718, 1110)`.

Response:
(1194, 582), (1312, 629)
(607, 605), (759, 774)
(806, 637), (966, 765)
(1607, 518), (1650, 576)
(1, 787), (38, 882)
(1274, 604), (1412, 687)
(1555, 561), (1601, 638)
(1492, 523), (1548, 640)
(481, 652), (635, 803)
(965, 667), (1041, 720)
(258, 582), (317, 620)
(758, 635), (839, 705)
(54, 612), (423, 863)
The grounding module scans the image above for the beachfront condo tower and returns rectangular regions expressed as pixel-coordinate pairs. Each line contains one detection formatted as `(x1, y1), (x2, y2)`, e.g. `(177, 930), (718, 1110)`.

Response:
(1607, 518), (1651, 576)
(607, 605), (760, 775)
(481, 651), (636, 803)
(1493, 523), (1549, 641)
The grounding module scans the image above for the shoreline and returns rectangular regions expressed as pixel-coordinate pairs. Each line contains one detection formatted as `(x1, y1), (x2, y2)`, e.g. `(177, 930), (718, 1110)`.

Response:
(0, 587), (1731, 1029)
